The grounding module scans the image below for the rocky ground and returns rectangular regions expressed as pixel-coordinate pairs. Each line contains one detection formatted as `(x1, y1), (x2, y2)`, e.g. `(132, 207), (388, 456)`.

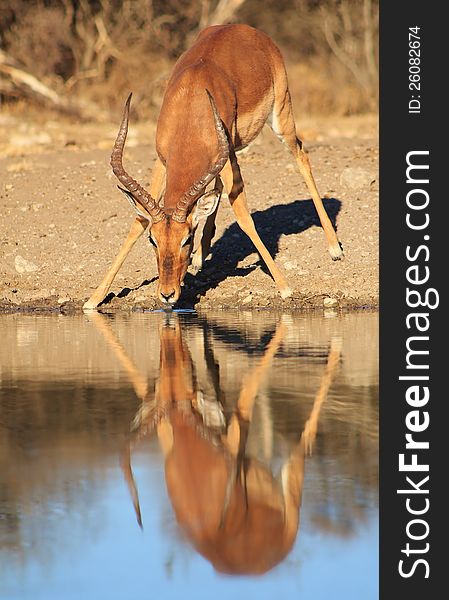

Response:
(0, 107), (378, 313)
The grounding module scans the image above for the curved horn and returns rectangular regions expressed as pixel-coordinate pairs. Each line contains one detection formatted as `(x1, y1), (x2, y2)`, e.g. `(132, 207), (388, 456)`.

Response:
(110, 93), (164, 223)
(172, 90), (229, 223)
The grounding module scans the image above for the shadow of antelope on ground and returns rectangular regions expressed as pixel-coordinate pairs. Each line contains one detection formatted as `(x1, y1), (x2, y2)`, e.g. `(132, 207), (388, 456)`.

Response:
(98, 195), (342, 308)
(179, 196), (342, 305)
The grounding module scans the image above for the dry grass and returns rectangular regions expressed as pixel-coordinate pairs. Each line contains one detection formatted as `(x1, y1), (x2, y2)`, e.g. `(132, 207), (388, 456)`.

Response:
(0, 0), (378, 120)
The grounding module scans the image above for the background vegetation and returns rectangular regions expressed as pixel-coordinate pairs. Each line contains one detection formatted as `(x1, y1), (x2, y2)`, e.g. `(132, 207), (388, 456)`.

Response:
(0, 0), (378, 120)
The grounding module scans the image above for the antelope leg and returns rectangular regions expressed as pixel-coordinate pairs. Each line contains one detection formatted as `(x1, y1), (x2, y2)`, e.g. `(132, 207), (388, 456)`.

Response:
(83, 216), (149, 310)
(220, 159), (291, 299)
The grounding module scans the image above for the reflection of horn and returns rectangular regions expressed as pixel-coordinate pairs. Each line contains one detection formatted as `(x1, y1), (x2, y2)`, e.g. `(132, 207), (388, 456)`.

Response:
(88, 312), (187, 528)
(120, 442), (143, 529)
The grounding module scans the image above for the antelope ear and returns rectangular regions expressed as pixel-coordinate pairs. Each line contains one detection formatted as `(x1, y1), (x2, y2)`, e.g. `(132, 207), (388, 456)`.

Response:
(191, 189), (220, 226)
(117, 186), (152, 221)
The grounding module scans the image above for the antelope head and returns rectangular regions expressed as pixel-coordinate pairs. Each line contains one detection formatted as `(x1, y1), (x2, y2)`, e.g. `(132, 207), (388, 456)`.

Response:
(110, 92), (229, 306)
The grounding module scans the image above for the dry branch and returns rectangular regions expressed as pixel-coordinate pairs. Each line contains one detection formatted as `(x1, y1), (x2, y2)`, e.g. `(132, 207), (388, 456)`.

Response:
(0, 50), (62, 104)
(321, 16), (367, 91)
(187, 0), (247, 49)
(363, 0), (378, 88)
(207, 0), (247, 25)
(0, 50), (107, 121)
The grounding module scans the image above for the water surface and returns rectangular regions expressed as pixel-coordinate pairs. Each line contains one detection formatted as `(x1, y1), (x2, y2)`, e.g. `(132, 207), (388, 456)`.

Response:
(0, 311), (378, 599)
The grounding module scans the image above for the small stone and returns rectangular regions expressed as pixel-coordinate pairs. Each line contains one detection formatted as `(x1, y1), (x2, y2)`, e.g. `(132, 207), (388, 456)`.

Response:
(58, 296), (71, 304)
(31, 289), (50, 300)
(1, 290), (20, 304)
(340, 167), (376, 191)
(22, 289), (50, 301)
(284, 260), (298, 271)
(323, 296), (338, 307)
(242, 294), (253, 304)
(15, 255), (39, 273)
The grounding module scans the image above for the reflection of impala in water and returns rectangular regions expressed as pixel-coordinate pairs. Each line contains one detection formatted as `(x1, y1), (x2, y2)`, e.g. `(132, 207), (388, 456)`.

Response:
(89, 313), (341, 575)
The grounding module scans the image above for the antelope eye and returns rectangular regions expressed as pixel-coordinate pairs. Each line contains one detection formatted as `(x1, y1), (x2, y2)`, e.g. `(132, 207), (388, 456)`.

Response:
(149, 235), (157, 247)
(181, 235), (192, 247)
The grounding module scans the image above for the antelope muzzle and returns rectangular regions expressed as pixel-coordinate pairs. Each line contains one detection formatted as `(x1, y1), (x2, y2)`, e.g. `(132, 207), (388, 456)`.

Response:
(150, 218), (194, 306)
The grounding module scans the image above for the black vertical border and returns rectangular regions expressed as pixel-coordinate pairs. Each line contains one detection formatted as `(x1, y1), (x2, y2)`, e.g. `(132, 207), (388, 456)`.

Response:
(380, 1), (444, 596)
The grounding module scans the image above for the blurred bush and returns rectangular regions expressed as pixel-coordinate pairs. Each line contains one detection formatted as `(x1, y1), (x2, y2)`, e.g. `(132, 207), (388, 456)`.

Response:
(0, 0), (378, 119)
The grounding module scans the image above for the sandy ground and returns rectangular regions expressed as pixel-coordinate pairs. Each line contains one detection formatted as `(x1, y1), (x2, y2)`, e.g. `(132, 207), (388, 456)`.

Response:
(0, 108), (378, 312)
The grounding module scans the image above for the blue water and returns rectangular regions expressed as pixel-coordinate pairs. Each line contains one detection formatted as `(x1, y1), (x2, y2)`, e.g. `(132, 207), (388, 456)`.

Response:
(0, 311), (378, 600)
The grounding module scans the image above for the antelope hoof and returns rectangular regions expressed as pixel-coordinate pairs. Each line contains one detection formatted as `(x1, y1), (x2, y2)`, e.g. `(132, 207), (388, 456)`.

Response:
(83, 298), (101, 310)
(329, 241), (344, 261)
(190, 252), (203, 273)
(189, 264), (201, 275)
(280, 286), (292, 299)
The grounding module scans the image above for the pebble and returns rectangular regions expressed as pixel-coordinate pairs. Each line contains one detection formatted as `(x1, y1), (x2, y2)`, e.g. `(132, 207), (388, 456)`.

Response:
(15, 255), (39, 274)
(340, 167), (376, 191)
(323, 296), (338, 307)
(283, 260), (298, 271)
(2, 290), (20, 304)
(21, 289), (50, 301)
